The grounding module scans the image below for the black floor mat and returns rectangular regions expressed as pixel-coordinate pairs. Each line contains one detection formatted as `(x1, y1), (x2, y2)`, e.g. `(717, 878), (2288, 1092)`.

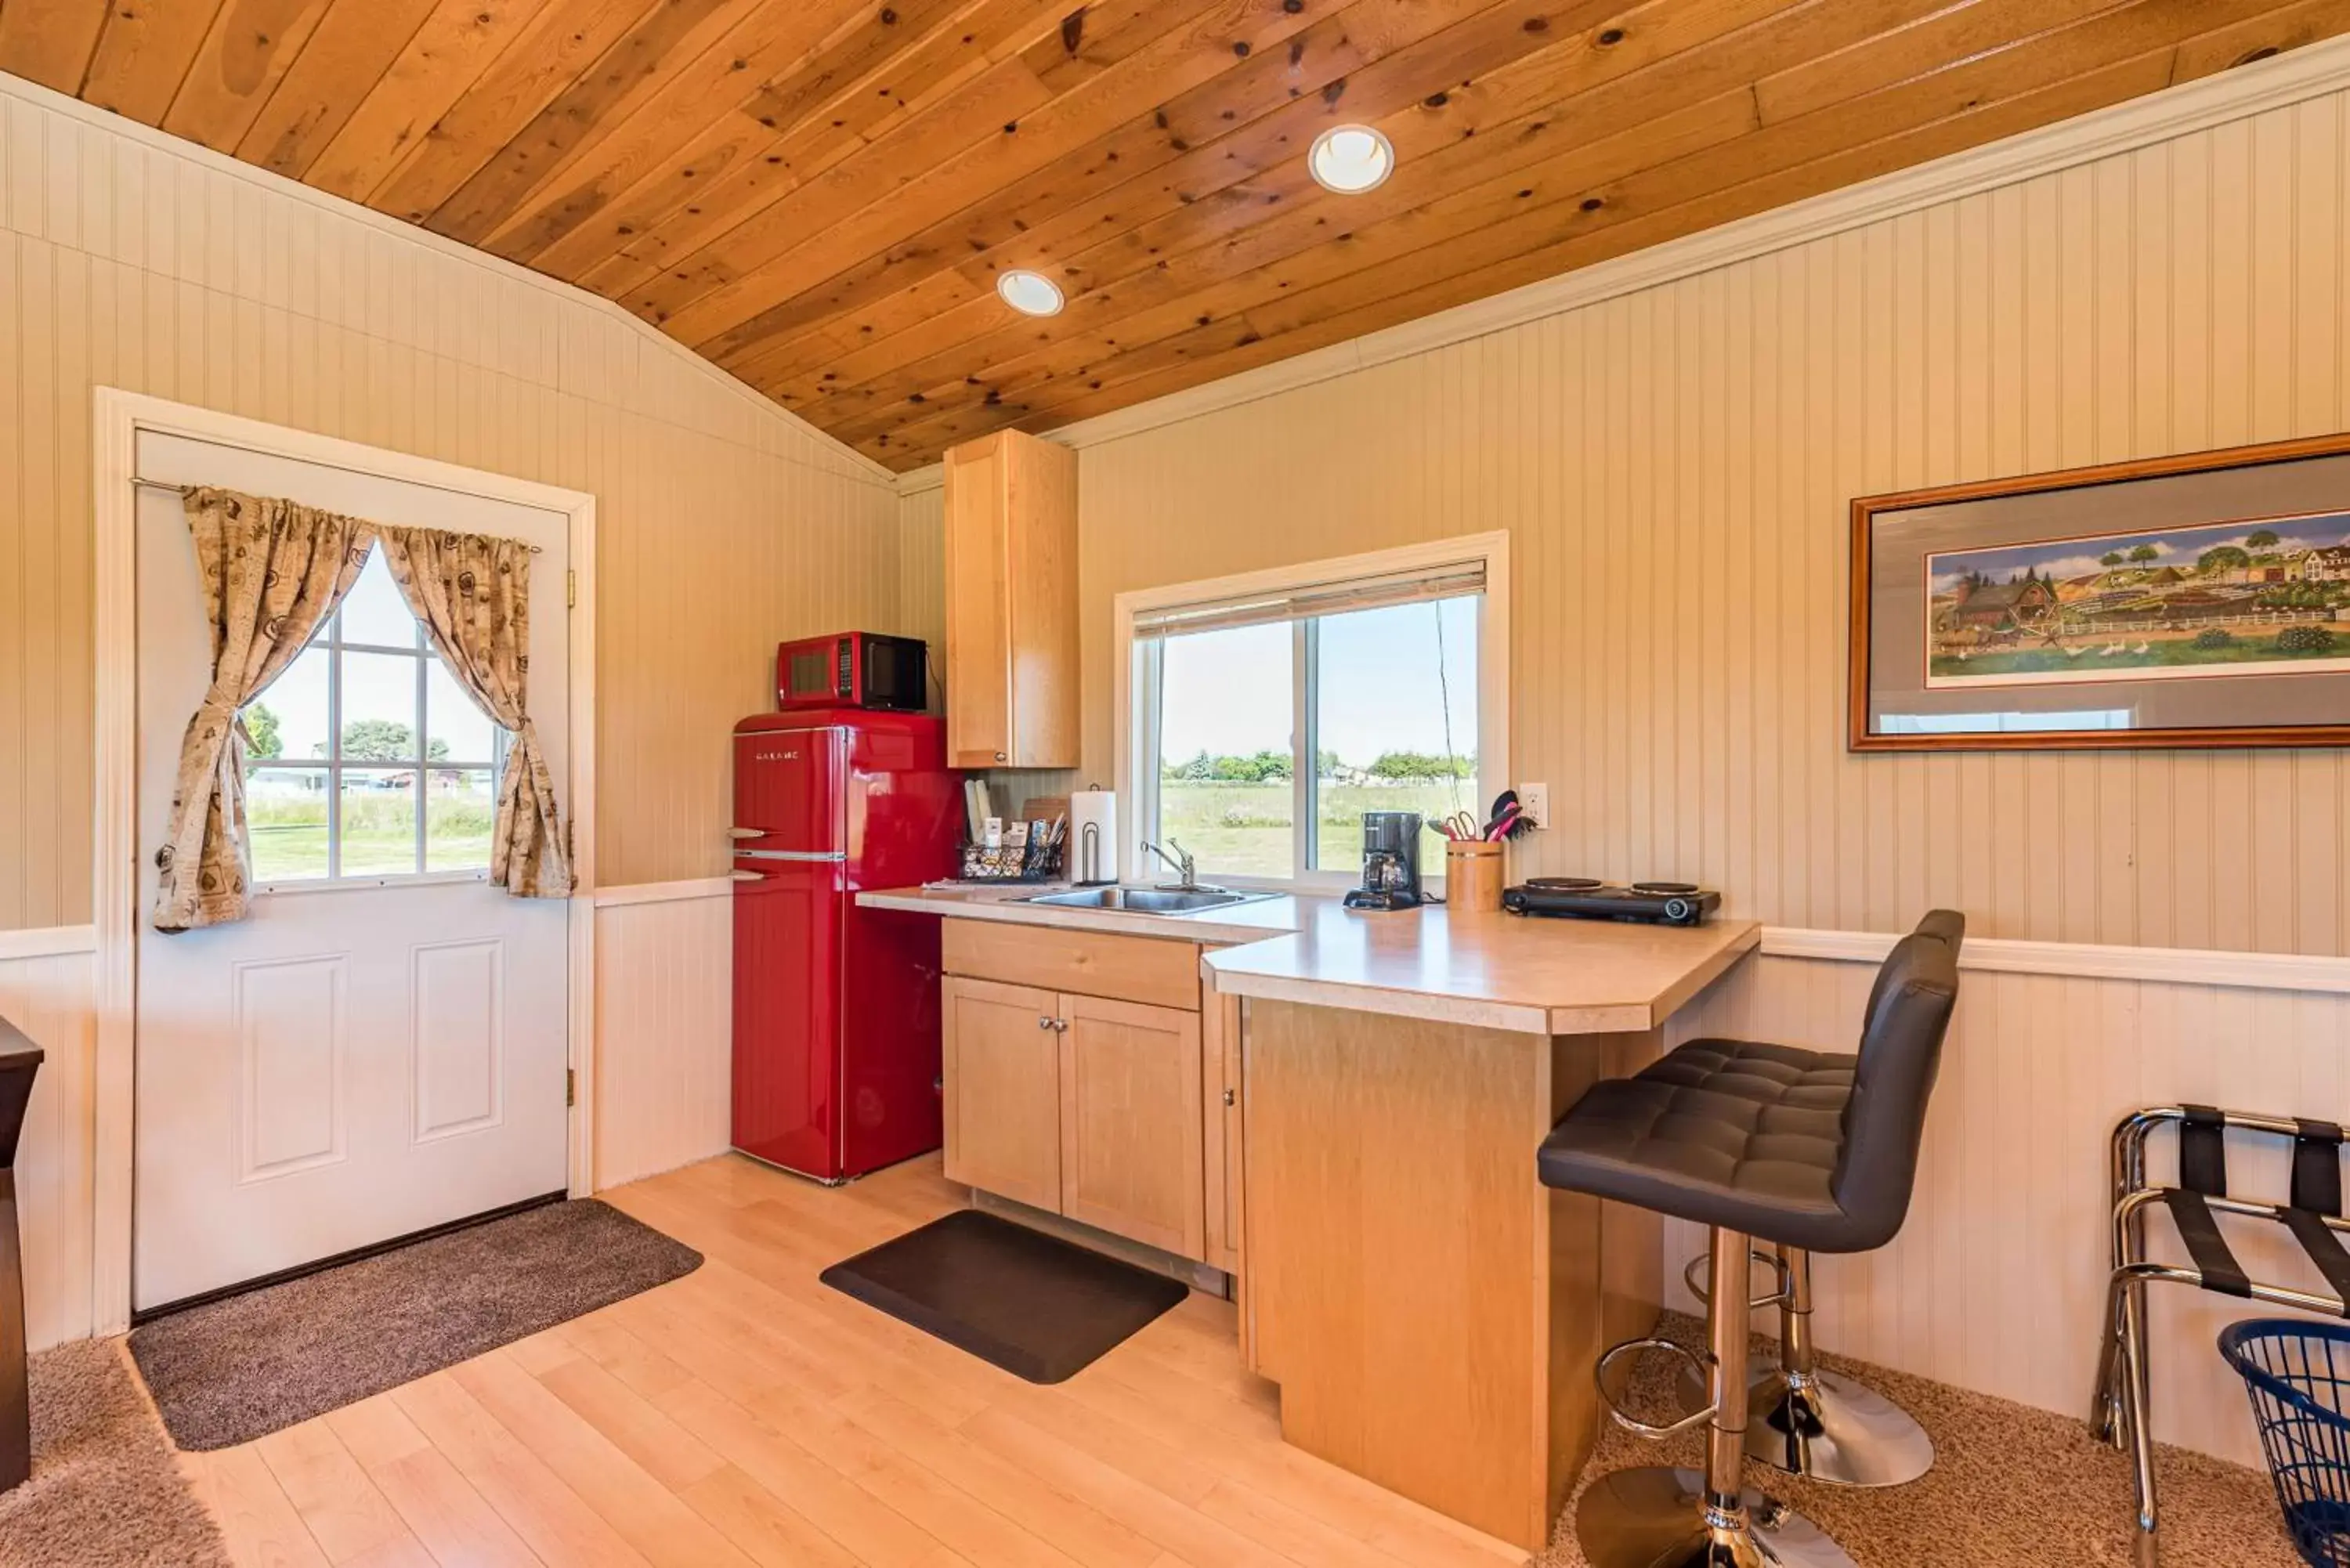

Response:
(819, 1209), (1188, 1383)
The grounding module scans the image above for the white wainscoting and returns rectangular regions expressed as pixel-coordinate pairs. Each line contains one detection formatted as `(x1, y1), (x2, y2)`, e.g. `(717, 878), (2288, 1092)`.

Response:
(5, 905), (2340, 1474)
(591, 880), (733, 1190)
(1661, 949), (2350, 1471)
(0, 944), (97, 1352)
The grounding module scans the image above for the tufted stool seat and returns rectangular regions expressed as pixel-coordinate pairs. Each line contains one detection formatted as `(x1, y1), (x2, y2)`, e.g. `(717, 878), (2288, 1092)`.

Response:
(1539, 1041), (1859, 1251)
(1542, 912), (1962, 1568)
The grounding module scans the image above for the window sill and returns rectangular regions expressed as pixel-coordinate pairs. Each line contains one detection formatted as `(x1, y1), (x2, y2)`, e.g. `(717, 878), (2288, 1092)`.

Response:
(254, 869), (493, 896)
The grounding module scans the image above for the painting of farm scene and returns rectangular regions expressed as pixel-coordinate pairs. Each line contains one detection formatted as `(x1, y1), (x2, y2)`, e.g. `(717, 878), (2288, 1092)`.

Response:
(1925, 508), (2350, 687)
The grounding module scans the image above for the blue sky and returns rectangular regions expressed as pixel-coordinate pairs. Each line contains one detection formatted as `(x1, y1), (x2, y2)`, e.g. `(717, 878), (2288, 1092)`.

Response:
(1928, 508), (2350, 594)
(1159, 595), (1479, 768)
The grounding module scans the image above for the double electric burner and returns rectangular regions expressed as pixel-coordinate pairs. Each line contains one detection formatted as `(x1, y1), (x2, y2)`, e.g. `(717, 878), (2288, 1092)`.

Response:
(1501, 877), (1721, 927)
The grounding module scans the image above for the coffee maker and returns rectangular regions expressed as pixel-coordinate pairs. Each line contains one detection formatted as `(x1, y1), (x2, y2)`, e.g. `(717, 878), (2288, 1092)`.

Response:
(1343, 811), (1424, 910)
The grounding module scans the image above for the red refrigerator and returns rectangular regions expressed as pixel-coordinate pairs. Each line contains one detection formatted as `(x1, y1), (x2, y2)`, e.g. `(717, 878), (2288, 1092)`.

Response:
(731, 710), (960, 1182)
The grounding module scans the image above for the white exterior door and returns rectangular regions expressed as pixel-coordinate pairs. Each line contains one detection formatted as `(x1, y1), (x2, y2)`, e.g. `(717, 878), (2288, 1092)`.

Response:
(132, 430), (573, 1313)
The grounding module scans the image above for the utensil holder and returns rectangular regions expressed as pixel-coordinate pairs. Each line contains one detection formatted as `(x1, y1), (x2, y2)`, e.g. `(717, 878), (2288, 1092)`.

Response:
(1445, 840), (1504, 912)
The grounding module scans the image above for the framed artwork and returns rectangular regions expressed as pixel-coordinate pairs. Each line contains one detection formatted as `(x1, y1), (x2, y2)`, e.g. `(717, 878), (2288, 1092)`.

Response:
(1850, 432), (2350, 751)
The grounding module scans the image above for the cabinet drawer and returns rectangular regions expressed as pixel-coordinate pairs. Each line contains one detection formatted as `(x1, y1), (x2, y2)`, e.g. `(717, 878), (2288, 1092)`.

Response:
(943, 918), (1199, 1011)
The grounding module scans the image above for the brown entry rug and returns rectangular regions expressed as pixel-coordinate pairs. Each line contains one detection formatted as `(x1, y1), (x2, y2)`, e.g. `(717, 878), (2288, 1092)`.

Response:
(1543, 1311), (2302, 1568)
(0, 1338), (229, 1567)
(128, 1198), (700, 1450)
(822, 1209), (1189, 1383)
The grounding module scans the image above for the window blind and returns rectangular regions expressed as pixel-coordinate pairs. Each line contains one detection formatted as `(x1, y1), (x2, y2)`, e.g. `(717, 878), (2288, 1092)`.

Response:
(1131, 561), (1485, 640)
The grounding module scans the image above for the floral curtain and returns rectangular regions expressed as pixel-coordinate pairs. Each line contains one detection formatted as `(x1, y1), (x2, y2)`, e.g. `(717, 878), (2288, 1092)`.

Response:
(152, 488), (373, 931)
(371, 525), (572, 898)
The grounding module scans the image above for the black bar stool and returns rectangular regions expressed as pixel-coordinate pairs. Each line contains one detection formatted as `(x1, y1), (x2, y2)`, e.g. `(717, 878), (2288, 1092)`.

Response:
(1538, 911), (1963, 1567)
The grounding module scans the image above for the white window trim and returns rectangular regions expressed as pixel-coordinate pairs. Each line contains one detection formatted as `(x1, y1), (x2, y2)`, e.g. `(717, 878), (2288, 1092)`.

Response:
(1112, 532), (1510, 892)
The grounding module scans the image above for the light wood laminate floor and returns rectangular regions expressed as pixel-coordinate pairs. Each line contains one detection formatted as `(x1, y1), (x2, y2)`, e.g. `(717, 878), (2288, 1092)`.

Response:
(181, 1151), (1528, 1568)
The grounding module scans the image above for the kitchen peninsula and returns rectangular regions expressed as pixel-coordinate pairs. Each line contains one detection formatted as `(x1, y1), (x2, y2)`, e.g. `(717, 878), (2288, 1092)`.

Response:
(857, 884), (1759, 1553)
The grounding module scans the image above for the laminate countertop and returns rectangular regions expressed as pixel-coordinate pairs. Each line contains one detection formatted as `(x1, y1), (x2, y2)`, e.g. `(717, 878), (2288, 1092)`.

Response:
(856, 883), (1759, 1035)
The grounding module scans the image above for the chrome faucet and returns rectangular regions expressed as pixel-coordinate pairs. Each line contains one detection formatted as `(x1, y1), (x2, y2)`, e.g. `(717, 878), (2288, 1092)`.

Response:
(1139, 838), (1198, 891)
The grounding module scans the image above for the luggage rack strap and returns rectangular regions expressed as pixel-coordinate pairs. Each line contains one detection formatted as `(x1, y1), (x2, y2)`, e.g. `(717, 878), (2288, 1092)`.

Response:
(2123, 1187), (2350, 1319)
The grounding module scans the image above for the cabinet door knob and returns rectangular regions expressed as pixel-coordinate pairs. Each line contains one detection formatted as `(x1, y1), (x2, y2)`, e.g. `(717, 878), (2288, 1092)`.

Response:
(1223, 1088), (1236, 1107)
(1038, 1016), (1055, 1029)
(1054, 1018), (1070, 1032)
(994, 751), (1007, 761)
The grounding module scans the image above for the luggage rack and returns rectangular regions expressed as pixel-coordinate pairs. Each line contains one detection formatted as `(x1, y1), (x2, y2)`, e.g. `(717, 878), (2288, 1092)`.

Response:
(2092, 1104), (2350, 1567)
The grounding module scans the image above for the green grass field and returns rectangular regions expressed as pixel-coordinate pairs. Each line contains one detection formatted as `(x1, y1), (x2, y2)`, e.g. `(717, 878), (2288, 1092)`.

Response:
(248, 786), (496, 882)
(1159, 779), (1480, 878)
(1932, 620), (2348, 681)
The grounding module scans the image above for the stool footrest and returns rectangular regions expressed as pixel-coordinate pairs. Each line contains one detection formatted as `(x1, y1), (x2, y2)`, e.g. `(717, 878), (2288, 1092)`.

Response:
(1682, 1247), (1792, 1311)
(1594, 1337), (1716, 1440)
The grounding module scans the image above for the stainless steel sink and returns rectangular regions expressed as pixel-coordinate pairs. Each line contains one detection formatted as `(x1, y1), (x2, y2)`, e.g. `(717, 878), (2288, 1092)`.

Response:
(1019, 886), (1271, 914)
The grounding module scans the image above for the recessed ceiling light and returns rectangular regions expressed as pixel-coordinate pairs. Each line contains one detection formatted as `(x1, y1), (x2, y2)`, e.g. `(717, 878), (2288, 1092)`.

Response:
(996, 269), (1064, 316)
(1309, 125), (1395, 194)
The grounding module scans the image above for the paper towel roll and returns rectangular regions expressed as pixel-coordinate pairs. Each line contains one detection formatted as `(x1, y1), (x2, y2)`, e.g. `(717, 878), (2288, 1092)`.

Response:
(1070, 789), (1116, 885)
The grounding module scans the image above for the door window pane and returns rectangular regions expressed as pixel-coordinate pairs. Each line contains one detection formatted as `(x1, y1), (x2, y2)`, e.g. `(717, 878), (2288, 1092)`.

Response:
(338, 551), (418, 649)
(246, 641), (331, 763)
(426, 769), (497, 873)
(1312, 596), (1479, 870)
(425, 656), (497, 764)
(1156, 623), (1292, 879)
(339, 651), (422, 762)
(338, 770), (420, 875)
(242, 549), (515, 890)
(246, 768), (330, 882)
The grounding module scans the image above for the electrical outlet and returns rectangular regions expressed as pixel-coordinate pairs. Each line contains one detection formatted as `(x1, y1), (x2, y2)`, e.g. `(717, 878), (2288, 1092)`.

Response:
(1518, 782), (1549, 829)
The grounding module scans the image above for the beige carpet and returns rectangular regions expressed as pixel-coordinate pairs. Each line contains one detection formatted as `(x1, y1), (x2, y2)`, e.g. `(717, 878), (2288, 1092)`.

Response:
(0, 1338), (229, 1568)
(1542, 1313), (2304, 1568)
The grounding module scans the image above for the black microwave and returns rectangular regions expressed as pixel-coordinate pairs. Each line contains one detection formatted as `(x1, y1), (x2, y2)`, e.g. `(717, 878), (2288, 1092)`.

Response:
(776, 632), (927, 712)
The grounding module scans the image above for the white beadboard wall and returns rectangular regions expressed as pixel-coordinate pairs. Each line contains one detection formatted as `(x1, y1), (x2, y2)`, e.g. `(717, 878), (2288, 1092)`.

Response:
(0, 949), (93, 1353)
(1053, 92), (2350, 958)
(0, 70), (907, 931)
(592, 887), (733, 1190)
(1661, 951), (2350, 1469)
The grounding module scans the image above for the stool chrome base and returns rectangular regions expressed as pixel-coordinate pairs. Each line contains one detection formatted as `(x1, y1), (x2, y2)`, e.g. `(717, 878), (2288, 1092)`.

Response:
(1677, 1362), (1936, 1487)
(1574, 1468), (1854, 1568)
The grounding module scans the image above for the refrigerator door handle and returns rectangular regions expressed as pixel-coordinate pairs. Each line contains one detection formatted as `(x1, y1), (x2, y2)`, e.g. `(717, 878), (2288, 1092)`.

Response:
(725, 827), (762, 840)
(735, 850), (849, 862)
(730, 869), (766, 882)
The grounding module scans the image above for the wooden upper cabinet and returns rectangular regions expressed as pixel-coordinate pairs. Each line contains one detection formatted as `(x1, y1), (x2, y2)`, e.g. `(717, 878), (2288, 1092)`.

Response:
(942, 431), (1079, 769)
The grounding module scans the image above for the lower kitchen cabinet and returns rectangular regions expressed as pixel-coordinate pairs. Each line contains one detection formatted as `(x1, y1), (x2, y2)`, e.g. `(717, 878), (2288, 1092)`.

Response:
(940, 975), (1062, 1212)
(1057, 994), (1205, 1259)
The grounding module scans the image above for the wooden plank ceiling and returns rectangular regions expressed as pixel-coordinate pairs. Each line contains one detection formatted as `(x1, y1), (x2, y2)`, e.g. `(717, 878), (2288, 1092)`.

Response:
(5, 0), (2344, 470)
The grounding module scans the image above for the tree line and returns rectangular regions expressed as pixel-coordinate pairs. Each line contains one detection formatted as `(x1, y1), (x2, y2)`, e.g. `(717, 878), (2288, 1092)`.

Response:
(1162, 748), (1475, 783)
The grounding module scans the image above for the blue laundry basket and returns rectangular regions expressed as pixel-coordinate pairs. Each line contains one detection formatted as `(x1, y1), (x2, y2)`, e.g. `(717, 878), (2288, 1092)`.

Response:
(2221, 1319), (2350, 1567)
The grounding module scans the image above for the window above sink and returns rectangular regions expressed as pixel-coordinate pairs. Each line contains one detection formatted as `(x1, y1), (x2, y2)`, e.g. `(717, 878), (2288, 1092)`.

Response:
(1115, 533), (1510, 894)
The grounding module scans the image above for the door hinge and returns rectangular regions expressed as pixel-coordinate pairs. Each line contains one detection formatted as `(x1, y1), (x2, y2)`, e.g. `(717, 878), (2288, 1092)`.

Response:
(566, 1068), (576, 1107)
(566, 569), (577, 609)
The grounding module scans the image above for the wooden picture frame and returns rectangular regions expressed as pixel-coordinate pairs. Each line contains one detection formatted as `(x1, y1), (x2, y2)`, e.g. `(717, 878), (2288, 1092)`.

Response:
(1849, 432), (2350, 752)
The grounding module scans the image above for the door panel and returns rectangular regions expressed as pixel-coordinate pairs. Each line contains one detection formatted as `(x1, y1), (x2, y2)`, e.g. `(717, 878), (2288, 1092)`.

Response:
(941, 976), (1061, 1212)
(411, 938), (503, 1141)
(234, 953), (348, 1180)
(732, 858), (844, 1177)
(1058, 993), (1206, 1259)
(132, 435), (571, 1312)
(732, 727), (844, 854)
